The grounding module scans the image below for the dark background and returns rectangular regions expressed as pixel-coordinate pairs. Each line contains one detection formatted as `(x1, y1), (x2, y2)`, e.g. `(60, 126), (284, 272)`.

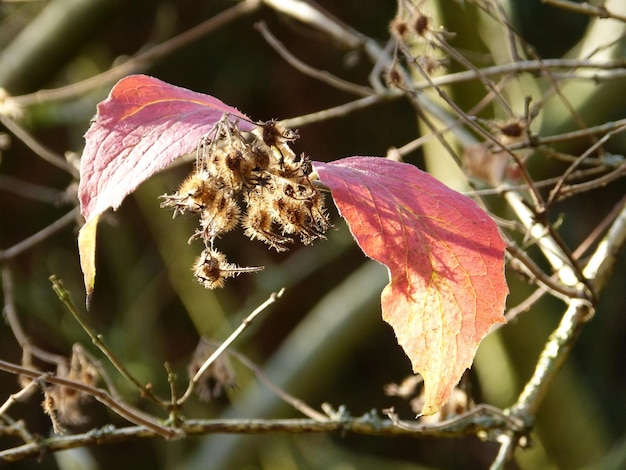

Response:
(1, 1), (624, 469)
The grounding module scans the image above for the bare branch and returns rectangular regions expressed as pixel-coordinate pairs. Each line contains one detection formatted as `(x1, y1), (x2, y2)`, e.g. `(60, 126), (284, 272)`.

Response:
(280, 93), (398, 128)
(12, 0), (262, 106)
(49, 276), (167, 407)
(0, 115), (77, 176)
(0, 359), (181, 440)
(583, 196), (626, 293)
(543, 0), (626, 22)
(0, 405), (518, 464)
(178, 288), (285, 405)
(0, 208), (79, 262)
(255, 21), (374, 97)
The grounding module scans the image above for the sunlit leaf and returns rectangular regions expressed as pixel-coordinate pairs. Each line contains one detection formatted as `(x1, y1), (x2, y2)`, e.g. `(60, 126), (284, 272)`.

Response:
(78, 74), (253, 300)
(314, 157), (508, 415)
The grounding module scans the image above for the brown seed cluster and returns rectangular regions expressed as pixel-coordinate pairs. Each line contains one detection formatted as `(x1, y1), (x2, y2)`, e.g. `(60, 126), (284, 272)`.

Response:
(160, 115), (329, 289)
(40, 345), (100, 433)
(188, 338), (237, 401)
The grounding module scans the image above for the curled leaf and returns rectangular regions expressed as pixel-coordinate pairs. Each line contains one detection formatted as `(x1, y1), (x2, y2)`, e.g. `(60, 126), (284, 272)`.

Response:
(77, 215), (99, 304)
(78, 75), (253, 299)
(314, 157), (507, 415)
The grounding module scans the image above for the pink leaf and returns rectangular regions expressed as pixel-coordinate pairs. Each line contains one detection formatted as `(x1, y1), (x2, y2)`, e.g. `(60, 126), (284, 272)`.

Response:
(313, 157), (508, 415)
(78, 74), (253, 300)
(79, 74), (252, 222)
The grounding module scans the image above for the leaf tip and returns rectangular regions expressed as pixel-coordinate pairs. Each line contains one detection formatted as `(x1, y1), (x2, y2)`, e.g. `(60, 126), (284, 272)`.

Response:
(78, 216), (99, 303)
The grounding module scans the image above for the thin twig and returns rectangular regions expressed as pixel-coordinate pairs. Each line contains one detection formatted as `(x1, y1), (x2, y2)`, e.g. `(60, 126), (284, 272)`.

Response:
(504, 287), (548, 324)
(543, 0), (626, 22)
(255, 21), (374, 97)
(12, 0), (262, 106)
(503, 189), (581, 288)
(1, 266), (69, 366)
(466, 165), (609, 197)
(558, 161), (626, 200)
(0, 359), (180, 440)
(407, 46), (544, 204)
(0, 115), (77, 176)
(0, 174), (64, 203)
(177, 288), (285, 405)
(505, 243), (583, 301)
(508, 118), (626, 150)
(385, 404), (524, 435)
(431, 35), (513, 116)
(49, 276), (166, 407)
(411, 58), (626, 90)
(0, 207), (79, 262)
(280, 93), (397, 128)
(0, 380), (39, 417)
(547, 126), (626, 205)
(225, 348), (329, 422)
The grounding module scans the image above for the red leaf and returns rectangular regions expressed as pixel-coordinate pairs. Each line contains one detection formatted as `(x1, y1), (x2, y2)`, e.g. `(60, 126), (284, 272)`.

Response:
(77, 74), (253, 300)
(313, 157), (507, 415)
(79, 74), (252, 222)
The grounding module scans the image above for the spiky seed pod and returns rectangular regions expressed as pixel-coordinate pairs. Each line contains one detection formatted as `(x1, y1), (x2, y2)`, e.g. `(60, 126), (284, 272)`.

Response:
(253, 120), (299, 167)
(250, 145), (271, 171)
(258, 119), (298, 148)
(413, 11), (431, 37)
(194, 195), (240, 243)
(162, 114), (330, 289)
(242, 201), (291, 252)
(160, 170), (218, 217)
(193, 249), (263, 289)
(390, 17), (409, 42)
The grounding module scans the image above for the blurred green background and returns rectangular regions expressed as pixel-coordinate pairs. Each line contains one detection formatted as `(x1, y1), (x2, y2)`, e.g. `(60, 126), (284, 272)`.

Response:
(1, 1), (625, 469)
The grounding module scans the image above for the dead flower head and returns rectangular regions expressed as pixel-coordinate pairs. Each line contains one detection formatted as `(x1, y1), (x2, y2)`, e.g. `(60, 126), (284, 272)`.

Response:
(161, 114), (330, 289)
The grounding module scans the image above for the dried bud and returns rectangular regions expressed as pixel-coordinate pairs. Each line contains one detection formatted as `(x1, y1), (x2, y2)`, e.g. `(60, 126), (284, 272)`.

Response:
(413, 11), (431, 37)
(189, 191), (240, 243)
(193, 249), (263, 289)
(41, 346), (99, 433)
(161, 114), (330, 289)
(258, 119), (298, 148)
(385, 66), (404, 88)
(463, 143), (510, 186)
(390, 17), (409, 42)
(160, 171), (217, 217)
(497, 119), (527, 145)
(243, 197), (292, 252)
(188, 338), (237, 401)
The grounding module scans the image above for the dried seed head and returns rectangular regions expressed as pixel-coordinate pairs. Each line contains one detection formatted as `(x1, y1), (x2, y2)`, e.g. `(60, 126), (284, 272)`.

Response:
(390, 17), (409, 42)
(160, 171), (217, 217)
(161, 114), (330, 289)
(188, 338), (237, 401)
(385, 66), (404, 88)
(243, 200), (291, 252)
(259, 119), (298, 148)
(417, 54), (447, 75)
(498, 120), (526, 144)
(192, 196), (241, 243)
(250, 145), (271, 171)
(414, 12), (431, 37)
(41, 347), (99, 432)
(193, 249), (263, 289)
